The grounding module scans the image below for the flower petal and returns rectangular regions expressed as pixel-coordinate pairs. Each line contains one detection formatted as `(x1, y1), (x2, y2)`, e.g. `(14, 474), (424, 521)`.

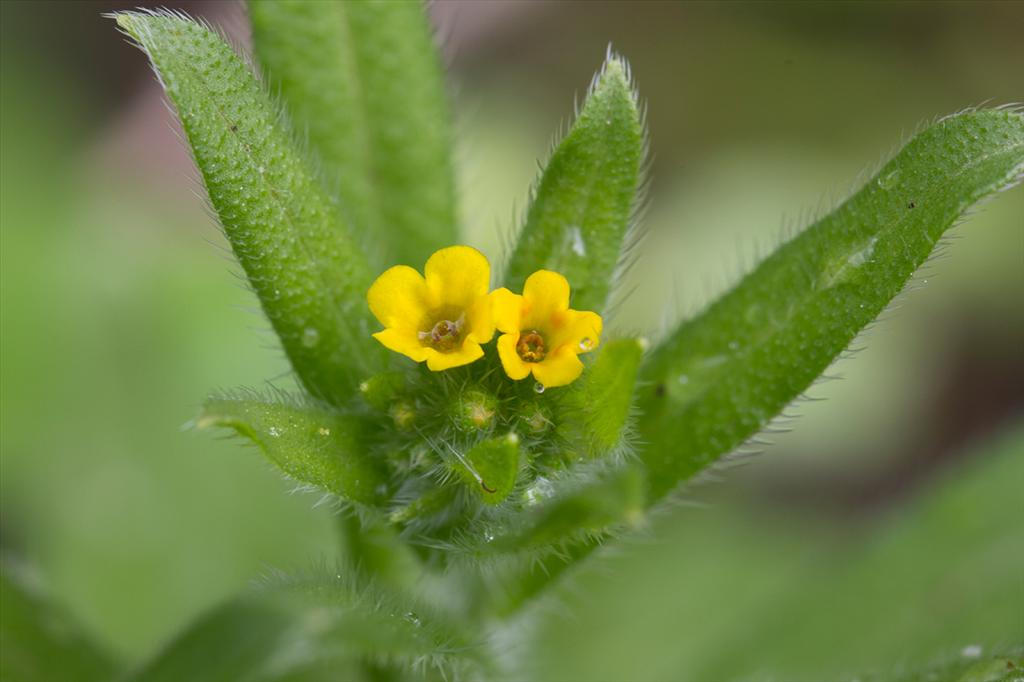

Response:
(551, 309), (603, 351)
(367, 265), (433, 332)
(425, 342), (484, 371)
(465, 293), (496, 344)
(490, 288), (523, 334)
(373, 328), (430, 363)
(531, 346), (584, 388)
(424, 246), (491, 311)
(497, 333), (531, 380)
(522, 270), (571, 329)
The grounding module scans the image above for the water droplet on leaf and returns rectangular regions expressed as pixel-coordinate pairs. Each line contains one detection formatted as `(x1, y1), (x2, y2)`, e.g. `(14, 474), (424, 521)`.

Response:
(525, 477), (554, 506)
(877, 169), (901, 189)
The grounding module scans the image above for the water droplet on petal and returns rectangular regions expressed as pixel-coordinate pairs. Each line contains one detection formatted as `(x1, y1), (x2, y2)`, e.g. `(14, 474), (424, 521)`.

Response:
(534, 382), (546, 394)
(579, 337), (593, 351)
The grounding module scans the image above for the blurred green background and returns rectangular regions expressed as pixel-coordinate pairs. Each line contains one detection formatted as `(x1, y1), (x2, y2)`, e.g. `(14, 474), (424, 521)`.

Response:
(2, 1), (1022, 679)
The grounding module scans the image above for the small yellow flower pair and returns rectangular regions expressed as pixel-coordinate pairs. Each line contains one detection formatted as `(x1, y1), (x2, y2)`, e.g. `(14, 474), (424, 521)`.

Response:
(367, 246), (602, 388)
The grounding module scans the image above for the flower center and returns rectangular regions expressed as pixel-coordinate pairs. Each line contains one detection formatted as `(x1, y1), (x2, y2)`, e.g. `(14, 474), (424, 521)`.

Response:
(419, 314), (464, 352)
(516, 330), (547, 362)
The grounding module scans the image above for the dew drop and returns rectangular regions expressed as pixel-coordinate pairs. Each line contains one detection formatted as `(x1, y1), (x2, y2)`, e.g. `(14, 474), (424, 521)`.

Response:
(525, 477), (554, 506)
(404, 611), (422, 627)
(484, 530), (495, 543)
(579, 337), (593, 351)
(534, 382), (546, 394)
(268, 426), (281, 437)
(677, 374), (689, 385)
(877, 168), (901, 190)
(317, 426), (330, 436)
(567, 225), (587, 256)
(301, 327), (320, 348)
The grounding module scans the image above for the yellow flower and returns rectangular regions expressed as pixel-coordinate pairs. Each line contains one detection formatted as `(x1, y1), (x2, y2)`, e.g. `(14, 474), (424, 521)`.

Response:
(491, 270), (602, 388)
(368, 246), (495, 371)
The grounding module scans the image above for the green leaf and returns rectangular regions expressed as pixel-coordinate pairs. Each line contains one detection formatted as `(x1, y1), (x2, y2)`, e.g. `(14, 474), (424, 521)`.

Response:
(442, 465), (643, 569)
(487, 540), (601, 619)
(638, 109), (1024, 500)
(448, 466), (645, 615)
(0, 564), (116, 682)
(335, 514), (423, 593)
(504, 465), (645, 550)
(524, 423), (1024, 682)
(198, 393), (386, 504)
(127, 571), (486, 682)
(125, 597), (310, 682)
(114, 10), (378, 405)
(454, 433), (520, 505)
(867, 649), (1024, 682)
(249, 0), (457, 266)
(504, 54), (644, 313)
(561, 337), (645, 456)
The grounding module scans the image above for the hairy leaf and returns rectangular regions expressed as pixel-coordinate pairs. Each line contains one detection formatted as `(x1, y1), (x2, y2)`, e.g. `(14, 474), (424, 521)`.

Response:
(524, 424), (1024, 681)
(127, 571), (486, 682)
(861, 648), (1024, 682)
(115, 10), (378, 405)
(336, 514), (424, 593)
(0, 566), (116, 682)
(454, 433), (521, 505)
(198, 394), (385, 504)
(249, 0), (457, 266)
(638, 110), (1024, 500)
(502, 465), (644, 550)
(561, 337), (645, 456)
(941, 653), (1024, 682)
(504, 54), (644, 313)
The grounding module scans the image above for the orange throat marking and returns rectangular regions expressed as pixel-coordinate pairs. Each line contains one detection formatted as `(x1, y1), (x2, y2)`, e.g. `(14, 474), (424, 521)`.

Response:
(516, 330), (547, 362)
